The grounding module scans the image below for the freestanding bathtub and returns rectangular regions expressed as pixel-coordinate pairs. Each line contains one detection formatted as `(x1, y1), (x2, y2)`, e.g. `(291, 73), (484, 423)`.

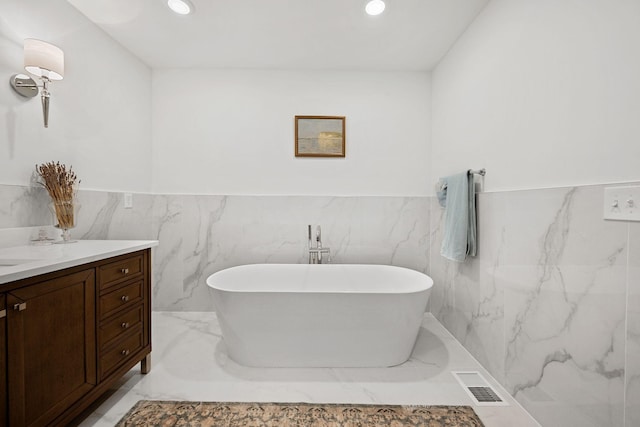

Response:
(206, 264), (433, 368)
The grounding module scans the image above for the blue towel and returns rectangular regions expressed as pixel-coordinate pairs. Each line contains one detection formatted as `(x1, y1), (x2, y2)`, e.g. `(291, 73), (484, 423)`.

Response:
(438, 171), (477, 262)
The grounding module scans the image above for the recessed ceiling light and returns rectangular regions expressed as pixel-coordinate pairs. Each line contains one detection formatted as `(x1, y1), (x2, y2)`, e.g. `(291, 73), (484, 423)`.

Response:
(167, 0), (193, 15)
(365, 0), (385, 16)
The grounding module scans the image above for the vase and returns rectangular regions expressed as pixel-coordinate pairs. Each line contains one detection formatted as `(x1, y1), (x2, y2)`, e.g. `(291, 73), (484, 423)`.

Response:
(49, 200), (79, 243)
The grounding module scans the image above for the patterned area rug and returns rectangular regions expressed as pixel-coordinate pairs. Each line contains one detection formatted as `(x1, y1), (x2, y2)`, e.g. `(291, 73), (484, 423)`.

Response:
(116, 401), (485, 426)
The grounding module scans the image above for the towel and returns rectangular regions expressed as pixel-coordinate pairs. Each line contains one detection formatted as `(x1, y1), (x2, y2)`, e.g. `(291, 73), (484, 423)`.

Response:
(438, 171), (477, 262)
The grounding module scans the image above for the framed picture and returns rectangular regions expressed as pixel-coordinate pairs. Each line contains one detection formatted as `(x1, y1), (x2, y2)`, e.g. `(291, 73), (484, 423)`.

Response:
(295, 115), (345, 157)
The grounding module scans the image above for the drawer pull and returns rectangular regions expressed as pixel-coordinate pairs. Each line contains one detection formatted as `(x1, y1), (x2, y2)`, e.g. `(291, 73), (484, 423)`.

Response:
(121, 322), (130, 329)
(121, 268), (129, 274)
(0, 309), (6, 319)
(121, 295), (129, 302)
(121, 349), (130, 356)
(14, 302), (27, 312)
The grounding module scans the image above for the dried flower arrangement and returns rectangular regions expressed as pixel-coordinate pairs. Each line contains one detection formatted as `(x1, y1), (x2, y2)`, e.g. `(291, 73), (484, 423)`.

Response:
(36, 161), (80, 230)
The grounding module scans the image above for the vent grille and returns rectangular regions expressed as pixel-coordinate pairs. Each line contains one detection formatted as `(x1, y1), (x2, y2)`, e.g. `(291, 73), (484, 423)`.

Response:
(468, 386), (502, 403)
(452, 371), (509, 407)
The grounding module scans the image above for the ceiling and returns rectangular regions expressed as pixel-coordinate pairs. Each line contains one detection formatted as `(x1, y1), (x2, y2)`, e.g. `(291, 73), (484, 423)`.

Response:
(67, 0), (488, 71)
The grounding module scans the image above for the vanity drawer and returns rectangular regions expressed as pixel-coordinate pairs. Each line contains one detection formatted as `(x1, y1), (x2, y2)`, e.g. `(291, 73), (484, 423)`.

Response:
(100, 280), (143, 320)
(99, 304), (143, 350)
(100, 326), (143, 380)
(98, 253), (143, 290)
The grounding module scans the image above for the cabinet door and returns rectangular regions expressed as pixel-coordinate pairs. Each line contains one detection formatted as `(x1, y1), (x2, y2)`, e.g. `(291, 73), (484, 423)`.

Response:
(0, 294), (6, 426)
(7, 269), (96, 427)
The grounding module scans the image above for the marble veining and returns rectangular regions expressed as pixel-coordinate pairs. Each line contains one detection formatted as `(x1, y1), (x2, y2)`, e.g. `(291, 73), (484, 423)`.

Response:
(76, 191), (156, 241)
(150, 195), (183, 306)
(0, 186), (429, 307)
(78, 192), (120, 239)
(150, 195), (430, 311)
(0, 184), (50, 228)
(3, 181), (640, 426)
(504, 187), (626, 427)
(429, 192), (507, 383)
(430, 184), (635, 427)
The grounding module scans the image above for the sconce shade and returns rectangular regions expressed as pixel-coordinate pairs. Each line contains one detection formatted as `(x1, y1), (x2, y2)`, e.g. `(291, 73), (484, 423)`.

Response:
(24, 39), (64, 81)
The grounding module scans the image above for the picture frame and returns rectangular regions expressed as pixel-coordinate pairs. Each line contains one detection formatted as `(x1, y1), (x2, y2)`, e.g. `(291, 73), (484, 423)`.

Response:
(295, 115), (346, 157)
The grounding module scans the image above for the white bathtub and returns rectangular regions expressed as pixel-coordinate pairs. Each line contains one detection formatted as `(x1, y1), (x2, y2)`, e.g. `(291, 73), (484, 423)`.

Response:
(206, 264), (433, 368)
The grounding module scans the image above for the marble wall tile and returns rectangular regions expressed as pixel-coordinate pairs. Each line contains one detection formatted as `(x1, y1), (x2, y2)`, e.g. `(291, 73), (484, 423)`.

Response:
(627, 222), (640, 427)
(0, 184), (156, 242)
(455, 192), (507, 384)
(150, 195), (431, 311)
(0, 185), (430, 311)
(0, 184), (50, 229)
(502, 186), (627, 427)
(75, 191), (155, 241)
(6, 180), (640, 427)
(150, 195), (185, 311)
(73, 191), (120, 239)
(429, 192), (506, 383)
(428, 198), (454, 325)
(429, 184), (634, 427)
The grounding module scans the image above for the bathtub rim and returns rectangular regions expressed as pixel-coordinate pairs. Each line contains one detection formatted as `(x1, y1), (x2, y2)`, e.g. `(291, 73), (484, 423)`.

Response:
(206, 263), (433, 294)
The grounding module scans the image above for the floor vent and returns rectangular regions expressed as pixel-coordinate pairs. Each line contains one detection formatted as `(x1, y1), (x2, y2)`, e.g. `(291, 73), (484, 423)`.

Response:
(452, 371), (509, 407)
(468, 386), (502, 403)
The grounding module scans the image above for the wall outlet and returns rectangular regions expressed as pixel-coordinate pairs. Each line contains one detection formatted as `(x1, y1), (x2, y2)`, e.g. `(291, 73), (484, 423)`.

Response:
(124, 193), (133, 209)
(603, 186), (640, 221)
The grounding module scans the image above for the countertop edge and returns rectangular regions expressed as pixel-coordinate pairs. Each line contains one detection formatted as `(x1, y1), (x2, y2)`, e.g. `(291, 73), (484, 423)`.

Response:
(0, 240), (159, 285)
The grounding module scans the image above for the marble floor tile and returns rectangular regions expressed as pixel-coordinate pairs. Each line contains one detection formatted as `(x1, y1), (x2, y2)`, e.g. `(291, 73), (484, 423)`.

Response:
(77, 312), (538, 427)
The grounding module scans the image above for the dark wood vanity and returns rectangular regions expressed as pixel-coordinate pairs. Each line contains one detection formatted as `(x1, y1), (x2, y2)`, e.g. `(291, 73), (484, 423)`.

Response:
(0, 248), (152, 426)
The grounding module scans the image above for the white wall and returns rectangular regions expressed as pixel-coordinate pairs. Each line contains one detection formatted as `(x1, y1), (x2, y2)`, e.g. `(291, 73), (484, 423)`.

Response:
(431, 0), (640, 192)
(0, 0), (152, 193)
(152, 69), (431, 196)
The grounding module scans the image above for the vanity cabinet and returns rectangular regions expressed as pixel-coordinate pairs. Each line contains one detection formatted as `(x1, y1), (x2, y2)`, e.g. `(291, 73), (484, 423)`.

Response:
(7, 269), (96, 426)
(0, 248), (152, 427)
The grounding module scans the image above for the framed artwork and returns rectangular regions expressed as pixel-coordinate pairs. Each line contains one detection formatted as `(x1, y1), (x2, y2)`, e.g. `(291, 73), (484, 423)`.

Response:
(295, 115), (345, 157)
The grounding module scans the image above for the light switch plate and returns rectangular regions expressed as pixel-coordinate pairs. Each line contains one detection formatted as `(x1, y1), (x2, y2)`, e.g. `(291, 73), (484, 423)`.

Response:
(124, 193), (133, 209)
(603, 186), (640, 221)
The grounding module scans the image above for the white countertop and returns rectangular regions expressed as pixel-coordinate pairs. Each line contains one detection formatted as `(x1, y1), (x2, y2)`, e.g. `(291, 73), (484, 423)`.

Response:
(0, 240), (159, 285)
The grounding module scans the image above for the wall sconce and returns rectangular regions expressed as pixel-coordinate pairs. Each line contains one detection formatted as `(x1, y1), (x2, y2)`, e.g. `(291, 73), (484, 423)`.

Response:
(9, 39), (64, 128)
